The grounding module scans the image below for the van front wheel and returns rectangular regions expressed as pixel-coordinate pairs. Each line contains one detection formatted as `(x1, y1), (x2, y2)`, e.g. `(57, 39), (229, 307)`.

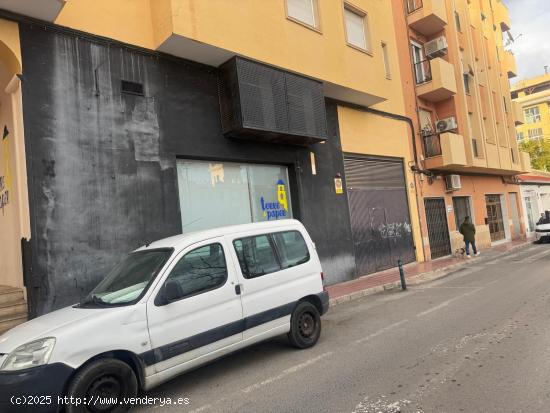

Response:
(65, 358), (137, 413)
(288, 301), (321, 349)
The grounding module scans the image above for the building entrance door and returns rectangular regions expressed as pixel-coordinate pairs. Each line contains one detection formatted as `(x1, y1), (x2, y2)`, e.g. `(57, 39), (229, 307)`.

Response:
(424, 198), (452, 259)
(485, 195), (506, 242)
(509, 193), (521, 238)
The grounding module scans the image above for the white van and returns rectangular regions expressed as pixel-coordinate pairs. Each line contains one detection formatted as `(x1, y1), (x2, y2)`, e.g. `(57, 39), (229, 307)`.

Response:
(0, 220), (328, 412)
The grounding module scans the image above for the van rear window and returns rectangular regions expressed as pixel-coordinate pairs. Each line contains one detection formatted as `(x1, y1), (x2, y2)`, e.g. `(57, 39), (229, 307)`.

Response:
(233, 235), (280, 279)
(233, 231), (309, 279)
(272, 231), (310, 269)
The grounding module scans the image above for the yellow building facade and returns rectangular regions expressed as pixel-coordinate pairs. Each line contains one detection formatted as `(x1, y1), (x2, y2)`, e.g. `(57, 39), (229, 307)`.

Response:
(0, 0), (430, 318)
(512, 73), (550, 145)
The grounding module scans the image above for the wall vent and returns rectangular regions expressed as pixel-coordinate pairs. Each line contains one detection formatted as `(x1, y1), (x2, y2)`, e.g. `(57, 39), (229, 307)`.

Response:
(218, 56), (328, 145)
(121, 80), (144, 96)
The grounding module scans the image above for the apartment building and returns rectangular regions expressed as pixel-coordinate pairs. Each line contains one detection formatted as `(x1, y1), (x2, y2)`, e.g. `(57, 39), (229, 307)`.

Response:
(392, 0), (530, 260)
(0, 0), (426, 318)
(512, 73), (550, 144)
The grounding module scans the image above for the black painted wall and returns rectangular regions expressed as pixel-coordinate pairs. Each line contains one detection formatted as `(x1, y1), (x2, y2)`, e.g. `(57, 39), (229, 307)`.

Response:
(19, 23), (356, 317)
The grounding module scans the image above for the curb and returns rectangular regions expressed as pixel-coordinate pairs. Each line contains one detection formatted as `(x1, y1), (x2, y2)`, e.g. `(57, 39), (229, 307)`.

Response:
(328, 240), (533, 307)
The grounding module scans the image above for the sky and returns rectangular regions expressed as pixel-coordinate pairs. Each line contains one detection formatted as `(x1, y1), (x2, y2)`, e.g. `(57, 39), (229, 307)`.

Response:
(503, 0), (550, 83)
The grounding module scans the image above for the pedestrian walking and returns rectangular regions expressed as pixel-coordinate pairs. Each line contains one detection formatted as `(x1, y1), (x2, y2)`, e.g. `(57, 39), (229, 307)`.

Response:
(459, 216), (479, 258)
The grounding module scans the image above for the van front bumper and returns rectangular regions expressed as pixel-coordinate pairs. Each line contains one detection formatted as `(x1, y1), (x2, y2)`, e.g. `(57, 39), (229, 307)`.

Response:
(0, 362), (74, 413)
(535, 231), (550, 242)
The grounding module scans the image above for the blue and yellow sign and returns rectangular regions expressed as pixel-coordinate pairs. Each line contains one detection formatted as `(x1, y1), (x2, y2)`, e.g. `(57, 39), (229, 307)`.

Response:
(260, 179), (289, 220)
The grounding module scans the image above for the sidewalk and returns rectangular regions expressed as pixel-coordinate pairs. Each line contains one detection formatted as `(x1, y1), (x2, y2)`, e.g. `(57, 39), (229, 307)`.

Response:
(326, 238), (533, 306)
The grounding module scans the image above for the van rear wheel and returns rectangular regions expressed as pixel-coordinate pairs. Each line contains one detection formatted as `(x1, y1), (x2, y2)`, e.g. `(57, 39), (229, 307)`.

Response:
(65, 358), (137, 413)
(288, 301), (321, 349)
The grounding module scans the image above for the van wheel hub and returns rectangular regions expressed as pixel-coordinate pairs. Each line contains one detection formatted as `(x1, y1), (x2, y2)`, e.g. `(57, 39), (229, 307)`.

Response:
(87, 375), (121, 411)
(299, 312), (315, 337)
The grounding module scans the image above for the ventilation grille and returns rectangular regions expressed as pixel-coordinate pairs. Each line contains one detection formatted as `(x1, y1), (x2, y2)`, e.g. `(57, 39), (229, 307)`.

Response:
(238, 58), (287, 132)
(121, 80), (144, 96)
(218, 57), (328, 145)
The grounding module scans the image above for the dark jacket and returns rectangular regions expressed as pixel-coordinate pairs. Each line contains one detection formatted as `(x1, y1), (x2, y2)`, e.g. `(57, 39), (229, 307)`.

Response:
(459, 220), (476, 242)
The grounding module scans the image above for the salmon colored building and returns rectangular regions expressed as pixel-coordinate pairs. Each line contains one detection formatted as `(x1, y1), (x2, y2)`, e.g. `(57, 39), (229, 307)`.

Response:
(392, 0), (530, 259)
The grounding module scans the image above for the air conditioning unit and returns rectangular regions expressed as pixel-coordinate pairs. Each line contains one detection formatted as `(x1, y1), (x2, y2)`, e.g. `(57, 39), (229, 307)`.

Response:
(436, 117), (458, 133)
(445, 175), (462, 191)
(425, 36), (448, 59)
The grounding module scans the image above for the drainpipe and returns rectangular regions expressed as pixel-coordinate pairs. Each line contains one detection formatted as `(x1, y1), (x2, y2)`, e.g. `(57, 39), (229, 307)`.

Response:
(328, 99), (429, 262)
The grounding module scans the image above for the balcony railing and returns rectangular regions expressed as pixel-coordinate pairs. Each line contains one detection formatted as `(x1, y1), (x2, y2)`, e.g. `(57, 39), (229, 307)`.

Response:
(414, 59), (432, 84)
(406, 0), (423, 14)
(423, 133), (442, 158)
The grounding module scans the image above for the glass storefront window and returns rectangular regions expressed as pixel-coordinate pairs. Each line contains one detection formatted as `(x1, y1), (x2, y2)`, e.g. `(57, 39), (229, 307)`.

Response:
(177, 160), (292, 232)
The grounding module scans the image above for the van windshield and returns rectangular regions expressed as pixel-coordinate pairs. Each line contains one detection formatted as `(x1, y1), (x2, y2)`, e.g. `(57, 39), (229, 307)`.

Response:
(80, 248), (173, 307)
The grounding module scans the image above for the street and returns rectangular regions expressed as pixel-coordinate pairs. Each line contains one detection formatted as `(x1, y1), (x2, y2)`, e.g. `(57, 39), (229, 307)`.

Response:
(136, 243), (550, 413)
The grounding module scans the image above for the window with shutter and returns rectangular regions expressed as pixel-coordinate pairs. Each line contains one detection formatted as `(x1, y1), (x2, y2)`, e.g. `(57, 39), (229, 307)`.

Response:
(344, 5), (369, 51)
(287, 0), (318, 29)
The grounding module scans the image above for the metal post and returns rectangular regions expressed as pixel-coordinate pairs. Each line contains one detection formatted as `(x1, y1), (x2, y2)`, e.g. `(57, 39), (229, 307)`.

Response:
(398, 259), (407, 290)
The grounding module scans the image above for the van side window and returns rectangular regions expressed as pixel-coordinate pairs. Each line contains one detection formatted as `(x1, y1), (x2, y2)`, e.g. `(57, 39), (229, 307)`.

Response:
(164, 243), (227, 300)
(272, 231), (310, 269)
(233, 235), (281, 279)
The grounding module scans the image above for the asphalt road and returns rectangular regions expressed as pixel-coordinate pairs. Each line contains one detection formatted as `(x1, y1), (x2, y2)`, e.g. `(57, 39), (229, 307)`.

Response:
(136, 243), (550, 413)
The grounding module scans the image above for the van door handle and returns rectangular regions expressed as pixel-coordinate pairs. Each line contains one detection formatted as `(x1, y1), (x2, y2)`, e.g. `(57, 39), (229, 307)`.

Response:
(235, 284), (242, 295)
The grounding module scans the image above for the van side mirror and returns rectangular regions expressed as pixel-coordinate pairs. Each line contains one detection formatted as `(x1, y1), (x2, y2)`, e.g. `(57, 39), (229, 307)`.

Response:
(155, 280), (183, 306)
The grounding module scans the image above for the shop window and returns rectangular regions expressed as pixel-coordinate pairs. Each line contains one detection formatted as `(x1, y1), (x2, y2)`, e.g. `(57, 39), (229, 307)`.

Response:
(233, 235), (281, 279)
(177, 160), (292, 232)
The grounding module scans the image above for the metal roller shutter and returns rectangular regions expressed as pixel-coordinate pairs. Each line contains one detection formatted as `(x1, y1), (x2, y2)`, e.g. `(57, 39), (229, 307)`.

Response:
(344, 155), (416, 276)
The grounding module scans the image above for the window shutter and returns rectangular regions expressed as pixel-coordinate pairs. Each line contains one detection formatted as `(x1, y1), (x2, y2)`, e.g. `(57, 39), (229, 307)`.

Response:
(345, 8), (366, 50)
(287, 0), (316, 27)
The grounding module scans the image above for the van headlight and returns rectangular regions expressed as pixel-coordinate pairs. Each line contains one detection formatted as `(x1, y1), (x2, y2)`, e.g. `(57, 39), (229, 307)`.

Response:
(1, 338), (56, 371)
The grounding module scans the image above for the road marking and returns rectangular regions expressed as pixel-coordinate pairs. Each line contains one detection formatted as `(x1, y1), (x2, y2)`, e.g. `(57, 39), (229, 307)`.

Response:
(240, 351), (334, 394)
(416, 287), (482, 317)
(353, 319), (409, 345)
(521, 248), (550, 263)
(414, 286), (479, 290)
(501, 246), (540, 262)
(188, 351), (334, 412)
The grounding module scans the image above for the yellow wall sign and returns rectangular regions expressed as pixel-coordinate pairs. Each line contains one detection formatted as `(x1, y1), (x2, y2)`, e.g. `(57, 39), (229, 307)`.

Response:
(334, 177), (343, 194)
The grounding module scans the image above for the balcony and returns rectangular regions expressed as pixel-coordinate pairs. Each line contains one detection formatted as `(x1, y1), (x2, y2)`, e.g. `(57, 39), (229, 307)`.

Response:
(0, 0), (67, 22)
(502, 50), (518, 79)
(415, 58), (457, 102)
(423, 132), (468, 170)
(406, 0), (448, 36)
(513, 101), (524, 125)
(495, 0), (511, 32)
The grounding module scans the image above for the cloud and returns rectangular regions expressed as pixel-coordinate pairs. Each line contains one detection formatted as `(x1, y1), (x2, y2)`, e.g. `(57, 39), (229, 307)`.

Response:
(504, 0), (550, 81)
